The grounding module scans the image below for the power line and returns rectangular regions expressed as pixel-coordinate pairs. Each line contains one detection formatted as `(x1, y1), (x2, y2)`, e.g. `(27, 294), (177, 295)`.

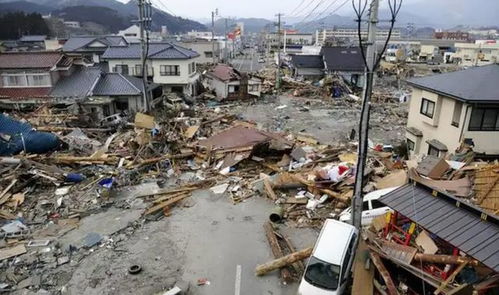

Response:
(299, 0), (350, 30)
(153, 0), (176, 17)
(306, 0), (340, 24)
(292, 0), (320, 17)
(289, 0), (307, 16)
(297, 0), (328, 25)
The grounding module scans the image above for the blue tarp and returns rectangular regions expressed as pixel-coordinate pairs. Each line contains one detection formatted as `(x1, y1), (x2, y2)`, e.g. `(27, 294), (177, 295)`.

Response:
(0, 114), (60, 156)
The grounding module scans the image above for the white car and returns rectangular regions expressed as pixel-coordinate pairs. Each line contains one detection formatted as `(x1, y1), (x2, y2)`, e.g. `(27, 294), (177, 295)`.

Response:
(298, 219), (358, 295)
(338, 187), (398, 227)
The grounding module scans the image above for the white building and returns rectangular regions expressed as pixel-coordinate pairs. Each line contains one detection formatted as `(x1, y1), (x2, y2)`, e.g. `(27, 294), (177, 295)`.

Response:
(453, 41), (499, 67)
(117, 25), (163, 43)
(63, 21), (80, 28)
(316, 28), (401, 45)
(102, 43), (201, 96)
(178, 39), (221, 63)
(405, 65), (499, 158)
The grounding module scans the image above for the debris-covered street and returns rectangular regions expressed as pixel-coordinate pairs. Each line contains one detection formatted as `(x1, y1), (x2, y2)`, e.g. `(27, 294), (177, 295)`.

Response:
(1, 0), (499, 293)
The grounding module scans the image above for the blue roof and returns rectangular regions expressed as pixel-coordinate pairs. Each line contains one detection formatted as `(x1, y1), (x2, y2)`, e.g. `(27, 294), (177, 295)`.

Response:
(63, 36), (128, 52)
(102, 43), (199, 60)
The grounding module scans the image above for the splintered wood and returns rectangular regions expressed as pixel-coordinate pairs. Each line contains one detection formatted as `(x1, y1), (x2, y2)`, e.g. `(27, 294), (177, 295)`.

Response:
(474, 165), (499, 213)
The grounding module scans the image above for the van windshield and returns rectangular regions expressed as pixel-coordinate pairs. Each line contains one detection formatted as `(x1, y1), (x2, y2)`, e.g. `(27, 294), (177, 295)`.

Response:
(304, 256), (341, 290)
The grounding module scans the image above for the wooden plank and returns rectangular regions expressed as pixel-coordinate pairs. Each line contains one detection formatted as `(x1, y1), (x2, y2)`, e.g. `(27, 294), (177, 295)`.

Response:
(0, 244), (26, 261)
(143, 194), (190, 216)
(263, 222), (292, 283)
(433, 262), (468, 295)
(0, 179), (17, 205)
(263, 178), (277, 200)
(370, 252), (399, 295)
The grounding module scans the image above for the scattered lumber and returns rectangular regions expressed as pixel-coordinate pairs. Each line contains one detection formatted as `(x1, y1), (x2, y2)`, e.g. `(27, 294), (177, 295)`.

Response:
(263, 222), (292, 282)
(143, 193), (190, 216)
(255, 247), (312, 276)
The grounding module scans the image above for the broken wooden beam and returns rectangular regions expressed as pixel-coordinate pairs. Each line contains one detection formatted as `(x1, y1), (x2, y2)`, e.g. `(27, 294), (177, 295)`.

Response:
(255, 247), (312, 276)
(263, 222), (292, 283)
(433, 262), (468, 295)
(143, 193), (190, 216)
(370, 252), (399, 295)
(263, 178), (277, 200)
(136, 152), (194, 167)
(414, 253), (479, 266)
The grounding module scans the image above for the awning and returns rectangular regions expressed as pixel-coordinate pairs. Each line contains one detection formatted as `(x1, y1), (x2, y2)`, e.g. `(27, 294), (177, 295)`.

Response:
(379, 183), (499, 272)
(426, 139), (448, 151)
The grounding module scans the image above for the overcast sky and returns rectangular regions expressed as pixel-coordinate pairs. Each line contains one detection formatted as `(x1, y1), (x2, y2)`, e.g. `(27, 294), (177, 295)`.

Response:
(117, 0), (425, 20)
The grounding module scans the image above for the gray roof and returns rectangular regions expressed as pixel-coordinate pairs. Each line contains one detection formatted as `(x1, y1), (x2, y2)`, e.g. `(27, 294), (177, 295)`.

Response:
(51, 66), (146, 98)
(102, 43), (199, 60)
(51, 67), (101, 98)
(320, 47), (365, 72)
(379, 183), (499, 272)
(19, 35), (47, 42)
(407, 64), (499, 103)
(290, 55), (324, 69)
(63, 36), (127, 52)
(93, 73), (143, 96)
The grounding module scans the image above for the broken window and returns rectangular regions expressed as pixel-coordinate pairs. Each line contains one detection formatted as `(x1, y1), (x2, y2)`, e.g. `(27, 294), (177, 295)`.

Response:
(407, 139), (415, 151)
(420, 98), (435, 118)
(451, 101), (463, 127)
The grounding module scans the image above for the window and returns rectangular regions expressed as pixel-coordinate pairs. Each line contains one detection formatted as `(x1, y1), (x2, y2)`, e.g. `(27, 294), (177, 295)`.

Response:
(204, 51), (213, 58)
(135, 65), (148, 76)
(27, 74), (50, 86)
(188, 62), (196, 74)
(3, 75), (27, 86)
(371, 200), (385, 209)
(114, 64), (129, 75)
(362, 201), (369, 211)
(469, 107), (499, 131)
(452, 101), (463, 127)
(304, 257), (340, 291)
(428, 145), (440, 157)
(420, 98), (435, 118)
(248, 84), (259, 92)
(160, 65), (180, 76)
(407, 139), (415, 151)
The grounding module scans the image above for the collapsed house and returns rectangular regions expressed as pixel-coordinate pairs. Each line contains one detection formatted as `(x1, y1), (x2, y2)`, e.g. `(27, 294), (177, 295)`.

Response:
(204, 64), (262, 100)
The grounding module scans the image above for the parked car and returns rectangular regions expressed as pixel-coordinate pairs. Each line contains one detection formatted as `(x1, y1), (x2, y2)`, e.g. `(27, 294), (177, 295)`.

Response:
(338, 187), (398, 227)
(298, 219), (359, 295)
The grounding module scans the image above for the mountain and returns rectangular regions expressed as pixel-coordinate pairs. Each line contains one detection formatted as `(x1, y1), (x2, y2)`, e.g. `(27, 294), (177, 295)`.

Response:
(0, 0), (207, 33)
(297, 14), (356, 33)
(212, 18), (273, 34)
(0, 1), (53, 14)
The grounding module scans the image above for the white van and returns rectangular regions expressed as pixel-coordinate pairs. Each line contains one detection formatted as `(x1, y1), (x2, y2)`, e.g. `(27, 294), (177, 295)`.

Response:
(338, 187), (398, 227)
(298, 219), (359, 295)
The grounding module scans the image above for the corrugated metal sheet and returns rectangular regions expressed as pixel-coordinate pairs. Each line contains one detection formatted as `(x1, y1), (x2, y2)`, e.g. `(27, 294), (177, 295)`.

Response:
(379, 183), (499, 272)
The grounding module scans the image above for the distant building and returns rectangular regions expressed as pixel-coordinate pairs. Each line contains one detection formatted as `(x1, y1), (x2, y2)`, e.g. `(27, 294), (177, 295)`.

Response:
(117, 25), (163, 43)
(289, 55), (324, 80)
(205, 64), (262, 99)
(433, 31), (469, 41)
(316, 28), (401, 45)
(178, 39), (221, 63)
(320, 47), (365, 88)
(453, 41), (499, 67)
(405, 65), (499, 158)
(63, 36), (128, 63)
(63, 21), (80, 28)
(18, 35), (47, 50)
(103, 42), (201, 96)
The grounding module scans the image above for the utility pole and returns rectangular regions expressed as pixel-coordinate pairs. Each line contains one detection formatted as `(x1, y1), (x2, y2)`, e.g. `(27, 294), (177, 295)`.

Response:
(211, 9), (218, 64)
(224, 18), (228, 62)
(275, 13), (283, 90)
(138, 0), (152, 111)
(351, 0), (379, 229)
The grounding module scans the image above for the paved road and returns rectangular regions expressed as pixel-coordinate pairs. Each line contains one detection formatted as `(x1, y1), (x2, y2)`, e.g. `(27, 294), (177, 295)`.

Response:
(172, 190), (317, 295)
(231, 48), (266, 73)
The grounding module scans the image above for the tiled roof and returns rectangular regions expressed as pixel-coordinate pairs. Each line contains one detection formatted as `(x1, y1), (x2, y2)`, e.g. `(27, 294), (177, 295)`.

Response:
(19, 35), (47, 42)
(102, 43), (199, 60)
(0, 52), (64, 69)
(320, 47), (365, 72)
(63, 36), (127, 52)
(93, 73), (143, 96)
(51, 67), (101, 98)
(207, 64), (241, 81)
(406, 64), (499, 103)
(290, 55), (324, 69)
(51, 66), (145, 98)
(0, 88), (52, 100)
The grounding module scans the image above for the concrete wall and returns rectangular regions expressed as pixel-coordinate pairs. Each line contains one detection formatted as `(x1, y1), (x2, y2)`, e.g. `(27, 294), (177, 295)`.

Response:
(151, 57), (199, 85)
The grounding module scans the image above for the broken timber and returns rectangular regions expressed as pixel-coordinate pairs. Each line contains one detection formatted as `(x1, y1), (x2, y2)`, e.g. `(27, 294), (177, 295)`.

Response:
(263, 222), (292, 282)
(255, 247), (312, 276)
